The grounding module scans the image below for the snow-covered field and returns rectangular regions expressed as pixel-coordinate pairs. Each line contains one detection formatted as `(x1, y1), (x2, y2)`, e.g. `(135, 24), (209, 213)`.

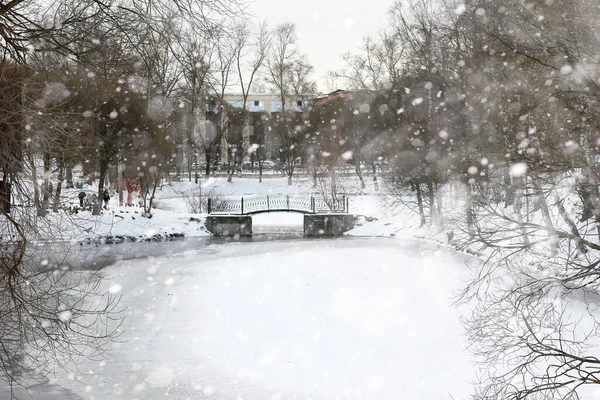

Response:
(45, 237), (473, 400)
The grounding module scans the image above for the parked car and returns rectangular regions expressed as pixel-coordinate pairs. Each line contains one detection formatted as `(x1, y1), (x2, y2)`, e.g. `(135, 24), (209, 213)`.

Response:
(254, 160), (277, 170)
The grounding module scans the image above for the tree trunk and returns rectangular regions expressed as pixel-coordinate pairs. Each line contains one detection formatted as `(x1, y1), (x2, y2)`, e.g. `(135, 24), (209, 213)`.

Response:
(426, 180), (438, 228)
(513, 177), (530, 246)
(287, 157), (294, 186)
(264, 118), (272, 161)
(139, 178), (147, 212)
(40, 153), (51, 217)
(555, 193), (585, 255)
(354, 162), (366, 189)
(94, 159), (108, 215)
(372, 163), (379, 191)
(241, 112), (250, 162)
(188, 141), (193, 182)
(192, 94), (206, 182)
(324, 167), (339, 209)
(504, 170), (515, 208)
(466, 187), (475, 239)
(531, 176), (557, 255)
(226, 152), (237, 183)
(65, 164), (74, 188)
(414, 182), (426, 227)
(435, 183), (444, 229)
(576, 171), (600, 241)
(52, 161), (64, 213)
(27, 152), (41, 213)
(204, 146), (211, 178)
(220, 130), (228, 166)
(145, 169), (161, 215)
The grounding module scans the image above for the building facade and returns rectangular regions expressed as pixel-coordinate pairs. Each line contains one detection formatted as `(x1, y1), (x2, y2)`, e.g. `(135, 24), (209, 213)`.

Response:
(221, 93), (312, 163)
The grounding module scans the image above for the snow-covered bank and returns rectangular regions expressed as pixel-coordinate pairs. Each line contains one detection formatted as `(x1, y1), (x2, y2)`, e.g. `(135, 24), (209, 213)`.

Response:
(54, 176), (385, 243)
(15, 175), (440, 245)
(70, 207), (209, 243)
(11, 206), (210, 244)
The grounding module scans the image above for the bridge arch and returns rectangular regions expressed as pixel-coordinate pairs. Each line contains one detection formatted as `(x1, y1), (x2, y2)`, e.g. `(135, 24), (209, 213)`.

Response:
(207, 194), (348, 215)
(244, 209), (313, 215)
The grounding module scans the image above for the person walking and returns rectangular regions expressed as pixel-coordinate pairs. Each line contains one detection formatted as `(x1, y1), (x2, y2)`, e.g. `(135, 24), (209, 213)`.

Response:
(78, 191), (86, 207)
(103, 188), (110, 210)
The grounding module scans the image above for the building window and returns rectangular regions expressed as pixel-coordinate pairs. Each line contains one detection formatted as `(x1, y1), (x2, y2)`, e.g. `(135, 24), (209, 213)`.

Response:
(254, 101), (259, 106)
(297, 100), (303, 107)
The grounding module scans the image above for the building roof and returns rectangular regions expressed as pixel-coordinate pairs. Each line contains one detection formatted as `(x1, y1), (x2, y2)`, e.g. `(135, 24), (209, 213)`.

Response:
(223, 92), (317, 98)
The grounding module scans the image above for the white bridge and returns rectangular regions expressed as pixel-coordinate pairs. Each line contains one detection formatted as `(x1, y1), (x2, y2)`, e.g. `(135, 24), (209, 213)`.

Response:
(207, 194), (348, 215)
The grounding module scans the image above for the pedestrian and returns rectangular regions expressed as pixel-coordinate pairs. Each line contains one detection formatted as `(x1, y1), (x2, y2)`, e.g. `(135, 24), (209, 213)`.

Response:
(103, 188), (110, 210)
(78, 191), (86, 207)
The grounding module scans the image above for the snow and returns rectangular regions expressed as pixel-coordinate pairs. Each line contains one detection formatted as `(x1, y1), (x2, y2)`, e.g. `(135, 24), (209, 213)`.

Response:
(49, 238), (474, 399)
(26, 175), (383, 243)
(5, 174), (600, 399)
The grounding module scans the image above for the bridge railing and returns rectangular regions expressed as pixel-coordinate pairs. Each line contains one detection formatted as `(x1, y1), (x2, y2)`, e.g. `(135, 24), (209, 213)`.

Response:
(207, 194), (348, 215)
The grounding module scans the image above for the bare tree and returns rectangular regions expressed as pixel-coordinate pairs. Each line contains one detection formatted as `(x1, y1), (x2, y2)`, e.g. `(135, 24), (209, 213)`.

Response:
(0, 0), (247, 395)
(173, 33), (214, 183)
(337, 33), (404, 91)
(234, 20), (272, 164)
(0, 66), (124, 398)
(266, 23), (316, 185)
(204, 27), (238, 178)
(267, 22), (297, 175)
(268, 23), (297, 115)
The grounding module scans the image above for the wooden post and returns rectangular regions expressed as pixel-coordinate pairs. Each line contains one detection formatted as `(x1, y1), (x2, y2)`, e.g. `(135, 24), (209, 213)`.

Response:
(207, 198), (212, 214)
(286, 195), (289, 211)
(241, 197), (244, 215)
(267, 195), (270, 211)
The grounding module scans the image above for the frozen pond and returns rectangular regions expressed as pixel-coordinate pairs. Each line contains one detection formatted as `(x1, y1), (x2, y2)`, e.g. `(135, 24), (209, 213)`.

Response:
(27, 212), (308, 271)
(20, 236), (476, 400)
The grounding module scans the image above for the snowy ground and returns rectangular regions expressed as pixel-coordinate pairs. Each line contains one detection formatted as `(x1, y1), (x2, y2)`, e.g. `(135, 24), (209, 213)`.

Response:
(44, 237), (474, 400)
(35, 175), (386, 243)
(5, 175), (600, 399)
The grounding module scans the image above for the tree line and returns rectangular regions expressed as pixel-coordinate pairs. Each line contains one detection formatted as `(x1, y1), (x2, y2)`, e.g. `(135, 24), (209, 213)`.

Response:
(3, 0), (600, 397)
(0, 0), (319, 218)
(312, 0), (600, 398)
(0, 0), (317, 394)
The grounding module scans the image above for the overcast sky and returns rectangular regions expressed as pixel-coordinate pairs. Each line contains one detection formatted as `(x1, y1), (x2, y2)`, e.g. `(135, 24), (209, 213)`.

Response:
(249, 0), (393, 93)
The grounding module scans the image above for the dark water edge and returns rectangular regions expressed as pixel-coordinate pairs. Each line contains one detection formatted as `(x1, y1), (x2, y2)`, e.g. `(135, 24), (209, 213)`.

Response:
(0, 374), (83, 400)
(25, 228), (310, 272)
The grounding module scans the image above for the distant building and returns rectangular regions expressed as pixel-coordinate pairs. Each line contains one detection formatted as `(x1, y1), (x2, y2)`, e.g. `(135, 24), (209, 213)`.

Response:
(222, 93), (311, 114)
(221, 93), (313, 161)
